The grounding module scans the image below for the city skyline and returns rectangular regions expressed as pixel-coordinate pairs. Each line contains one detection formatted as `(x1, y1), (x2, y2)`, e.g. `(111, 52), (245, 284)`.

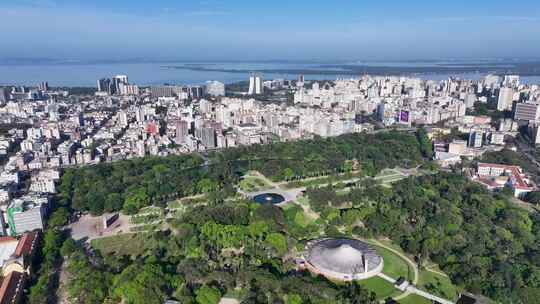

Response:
(2, 0), (540, 60)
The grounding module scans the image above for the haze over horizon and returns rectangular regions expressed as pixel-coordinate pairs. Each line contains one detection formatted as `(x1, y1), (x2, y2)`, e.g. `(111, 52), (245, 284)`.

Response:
(2, 0), (540, 61)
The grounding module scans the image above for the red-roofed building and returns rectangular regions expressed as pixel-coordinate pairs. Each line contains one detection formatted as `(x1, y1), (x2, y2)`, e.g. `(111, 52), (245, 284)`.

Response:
(476, 163), (535, 198)
(0, 271), (24, 304)
(0, 231), (40, 277)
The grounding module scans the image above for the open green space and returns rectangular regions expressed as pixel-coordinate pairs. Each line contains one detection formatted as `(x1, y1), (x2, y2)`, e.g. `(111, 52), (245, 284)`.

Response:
(130, 212), (163, 224)
(359, 276), (400, 300)
(239, 176), (271, 192)
(282, 172), (363, 189)
(90, 233), (147, 256)
(398, 294), (432, 304)
(376, 168), (402, 177)
(372, 245), (414, 281)
(167, 195), (207, 209)
(418, 269), (458, 301)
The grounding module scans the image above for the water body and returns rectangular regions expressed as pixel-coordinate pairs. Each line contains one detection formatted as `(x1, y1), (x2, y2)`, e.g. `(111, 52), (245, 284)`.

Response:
(1, 60), (540, 87)
(253, 193), (285, 205)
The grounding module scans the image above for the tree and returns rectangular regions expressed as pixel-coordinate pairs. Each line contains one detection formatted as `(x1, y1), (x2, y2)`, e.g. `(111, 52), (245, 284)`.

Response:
(122, 189), (150, 215)
(113, 264), (168, 304)
(265, 233), (288, 256)
(416, 128), (433, 158)
(525, 191), (540, 205)
(48, 207), (70, 228)
(60, 238), (78, 257)
(197, 178), (217, 193)
(286, 294), (303, 304)
(283, 168), (295, 181)
(66, 252), (112, 304)
(195, 285), (221, 304)
(104, 193), (124, 212)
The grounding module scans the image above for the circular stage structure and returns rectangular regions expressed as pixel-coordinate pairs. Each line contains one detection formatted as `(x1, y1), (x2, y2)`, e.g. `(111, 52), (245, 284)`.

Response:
(303, 238), (383, 281)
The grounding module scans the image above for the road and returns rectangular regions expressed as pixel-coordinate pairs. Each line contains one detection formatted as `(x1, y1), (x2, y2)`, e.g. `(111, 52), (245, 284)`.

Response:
(515, 138), (540, 168)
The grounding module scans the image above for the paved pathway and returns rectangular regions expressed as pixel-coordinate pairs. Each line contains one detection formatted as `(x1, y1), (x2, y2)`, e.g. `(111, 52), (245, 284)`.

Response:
(377, 273), (396, 284)
(407, 286), (454, 304)
(370, 239), (419, 285)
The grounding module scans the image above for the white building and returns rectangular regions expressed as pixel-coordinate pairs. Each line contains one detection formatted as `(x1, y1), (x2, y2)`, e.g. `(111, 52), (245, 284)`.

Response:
(205, 81), (225, 97)
(248, 74), (263, 95)
(6, 196), (48, 236)
(497, 87), (514, 111)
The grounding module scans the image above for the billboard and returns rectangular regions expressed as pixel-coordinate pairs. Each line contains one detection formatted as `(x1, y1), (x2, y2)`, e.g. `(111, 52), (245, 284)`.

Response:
(399, 110), (410, 123)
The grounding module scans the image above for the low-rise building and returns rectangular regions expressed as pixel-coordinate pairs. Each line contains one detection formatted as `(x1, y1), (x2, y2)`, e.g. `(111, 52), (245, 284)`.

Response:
(6, 196), (48, 236)
(475, 163), (535, 198)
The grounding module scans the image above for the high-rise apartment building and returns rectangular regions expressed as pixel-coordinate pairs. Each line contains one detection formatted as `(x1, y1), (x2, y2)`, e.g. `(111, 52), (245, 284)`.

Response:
(248, 74), (263, 95)
(497, 87), (514, 111)
(112, 75), (129, 93)
(175, 120), (189, 143)
(0, 88), (9, 102)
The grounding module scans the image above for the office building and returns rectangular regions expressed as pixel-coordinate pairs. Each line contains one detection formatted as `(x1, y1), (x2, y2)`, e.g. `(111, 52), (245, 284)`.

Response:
(151, 86), (175, 98)
(205, 81), (225, 96)
(248, 74), (263, 95)
(514, 102), (539, 122)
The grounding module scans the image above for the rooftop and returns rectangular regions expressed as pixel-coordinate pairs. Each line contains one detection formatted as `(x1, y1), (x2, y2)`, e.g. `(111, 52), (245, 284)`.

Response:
(305, 238), (382, 276)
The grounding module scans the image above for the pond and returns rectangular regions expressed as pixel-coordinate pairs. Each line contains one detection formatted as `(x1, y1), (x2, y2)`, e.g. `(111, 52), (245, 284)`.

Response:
(253, 193), (285, 205)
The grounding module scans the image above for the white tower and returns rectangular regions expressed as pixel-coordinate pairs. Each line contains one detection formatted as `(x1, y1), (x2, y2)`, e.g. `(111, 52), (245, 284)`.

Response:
(248, 74), (263, 95)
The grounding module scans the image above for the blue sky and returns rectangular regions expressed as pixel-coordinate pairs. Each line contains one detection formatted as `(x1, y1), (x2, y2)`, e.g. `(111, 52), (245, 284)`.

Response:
(2, 0), (540, 61)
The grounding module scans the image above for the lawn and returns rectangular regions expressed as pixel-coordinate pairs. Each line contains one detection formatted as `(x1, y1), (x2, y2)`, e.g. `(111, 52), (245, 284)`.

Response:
(398, 294), (432, 304)
(371, 245), (414, 281)
(418, 269), (458, 301)
(282, 172), (363, 189)
(239, 177), (271, 192)
(376, 168), (401, 177)
(167, 195), (207, 209)
(359, 276), (399, 300)
(91, 233), (147, 256)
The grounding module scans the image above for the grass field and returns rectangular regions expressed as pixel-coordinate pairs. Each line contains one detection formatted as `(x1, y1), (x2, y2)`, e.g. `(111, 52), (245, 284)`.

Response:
(371, 245), (414, 281)
(418, 269), (458, 301)
(167, 195), (207, 209)
(281, 172), (362, 189)
(91, 233), (147, 256)
(359, 276), (399, 300)
(398, 294), (432, 304)
(239, 176), (271, 192)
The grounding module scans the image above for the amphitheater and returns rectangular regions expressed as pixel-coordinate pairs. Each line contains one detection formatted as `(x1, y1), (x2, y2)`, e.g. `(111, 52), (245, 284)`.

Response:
(302, 238), (383, 281)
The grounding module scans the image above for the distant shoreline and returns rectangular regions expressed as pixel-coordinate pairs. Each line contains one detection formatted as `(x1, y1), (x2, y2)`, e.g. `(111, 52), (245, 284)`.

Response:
(164, 62), (540, 77)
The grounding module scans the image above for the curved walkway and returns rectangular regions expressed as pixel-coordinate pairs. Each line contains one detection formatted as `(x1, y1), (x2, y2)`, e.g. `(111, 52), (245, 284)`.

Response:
(362, 239), (418, 301)
(368, 239), (455, 304)
(425, 264), (449, 278)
